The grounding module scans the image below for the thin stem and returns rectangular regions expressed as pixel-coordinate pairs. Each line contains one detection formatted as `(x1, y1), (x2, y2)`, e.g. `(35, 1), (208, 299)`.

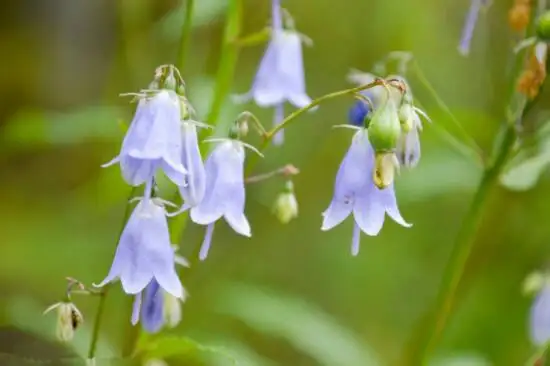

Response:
(176, 0), (195, 71)
(399, 9), (538, 364)
(412, 61), (485, 158)
(245, 164), (299, 184)
(203, 0), (243, 132)
(88, 186), (139, 359)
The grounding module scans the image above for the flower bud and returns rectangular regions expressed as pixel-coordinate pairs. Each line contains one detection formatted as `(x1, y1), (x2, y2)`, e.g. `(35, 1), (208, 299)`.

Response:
(44, 302), (83, 342)
(398, 103), (415, 133)
(373, 152), (399, 189)
(537, 10), (550, 41)
(163, 291), (183, 328)
(366, 99), (401, 153)
(273, 181), (298, 224)
(524, 271), (547, 296)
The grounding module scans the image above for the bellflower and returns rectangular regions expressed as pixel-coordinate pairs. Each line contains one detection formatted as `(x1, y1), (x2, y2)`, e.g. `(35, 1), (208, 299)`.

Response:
(190, 139), (251, 260)
(178, 120), (206, 207)
(458, 0), (490, 56)
(530, 284), (550, 346)
(138, 280), (164, 333)
(103, 90), (187, 186)
(95, 199), (183, 300)
(235, 0), (311, 145)
(321, 129), (411, 256)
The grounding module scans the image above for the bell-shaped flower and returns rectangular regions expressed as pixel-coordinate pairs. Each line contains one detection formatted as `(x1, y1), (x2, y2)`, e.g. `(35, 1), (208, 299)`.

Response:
(190, 139), (251, 260)
(321, 129), (411, 256)
(95, 199), (183, 299)
(103, 90), (187, 186)
(178, 120), (206, 207)
(138, 279), (164, 333)
(235, 0), (311, 145)
(530, 284), (550, 346)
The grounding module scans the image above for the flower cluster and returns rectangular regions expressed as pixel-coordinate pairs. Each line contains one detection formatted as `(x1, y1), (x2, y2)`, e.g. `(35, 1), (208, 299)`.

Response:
(322, 70), (429, 255)
(95, 65), (253, 331)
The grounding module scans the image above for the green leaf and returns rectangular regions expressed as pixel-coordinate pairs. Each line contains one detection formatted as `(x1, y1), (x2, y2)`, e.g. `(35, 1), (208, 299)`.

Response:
(136, 335), (237, 365)
(217, 282), (381, 366)
(429, 354), (491, 366)
(500, 122), (550, 191)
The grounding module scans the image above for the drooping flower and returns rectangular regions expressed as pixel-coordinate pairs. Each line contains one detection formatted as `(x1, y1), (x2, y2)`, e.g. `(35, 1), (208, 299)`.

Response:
(44, 301), (83, 342)
(321, 129), (411, 256)
(530, 284), (550, 346)
(458, 0), (490, 56)
(190, 140), (251, 260)
(95, 199), (183, 299)
(138, 280), (164, 333)
(273, 180), (299, 224)
(178, 120), (206, 207)
(103, 90), (187, 186)
(235, 0), (312, 145)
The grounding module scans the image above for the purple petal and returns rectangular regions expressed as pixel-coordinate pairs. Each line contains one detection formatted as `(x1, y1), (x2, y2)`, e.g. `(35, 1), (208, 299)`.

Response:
(353, 187), (386, 236)
(321, 130), (372, 231)
(179, 122), (206, 206)
(199, 223), (215, 261)
(141, 280), (164, 333)
(251, 40), (285, 107)
(531, 285), (550, 345)
(378, 184), (411, 228)
(119, 157), (157, 187)
(276, 31), (311, 107)
(458, 0), (484, 56)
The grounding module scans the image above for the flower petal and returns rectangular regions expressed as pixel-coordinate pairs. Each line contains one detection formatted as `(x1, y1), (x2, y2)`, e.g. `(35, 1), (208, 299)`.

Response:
(531, 285), (550, 345)
(353, 187), (386, 236)
(131, 292), (142, 326)
(179, 122), (206, 206)
(141, 280), (165, 333)
(199, 223), (215, 261)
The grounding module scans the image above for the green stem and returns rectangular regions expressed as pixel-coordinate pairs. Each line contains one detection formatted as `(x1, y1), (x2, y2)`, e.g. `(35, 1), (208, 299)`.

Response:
(400, 12), (539, 364)
(203, 0), (243, 130)
(176, 0), (195, 71)
(88, 186), (139, 359)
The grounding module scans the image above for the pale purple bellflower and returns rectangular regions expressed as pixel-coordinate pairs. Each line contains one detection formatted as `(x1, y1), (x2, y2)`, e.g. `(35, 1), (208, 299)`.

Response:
(178, 120), (207, 207)
(458, 0), (490, 56)
(103, 90), (187, 186)
(95, 199), (183, 324)
(190, 139), (251, 260)
(530, 284), (550, 346)
(139, 279), (164, 333)
(235, 0), (312, 145)
(321, 129), (411, 256)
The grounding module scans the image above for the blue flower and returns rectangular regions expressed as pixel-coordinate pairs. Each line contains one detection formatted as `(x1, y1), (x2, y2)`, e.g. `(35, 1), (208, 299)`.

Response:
(348, 93), (372, 127)
(190, 140), (251, 260)
(136, 280), (164, 333)
(321, 130), (410, 255)
(235, 0), (312, 145)
(178, 120), (206, 207)
(103, 90), (187, 186)
(95, 199), (183, 299)
(530, 284), (550, 346)
(458, 0), (490, 56)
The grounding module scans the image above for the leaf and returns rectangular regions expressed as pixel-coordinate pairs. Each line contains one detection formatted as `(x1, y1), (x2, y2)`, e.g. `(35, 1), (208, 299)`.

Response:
(500, 122), (550, 191)
(136, 335), (237, 365)
(217, 282), (381, 366)
(429, 353), (492, 366)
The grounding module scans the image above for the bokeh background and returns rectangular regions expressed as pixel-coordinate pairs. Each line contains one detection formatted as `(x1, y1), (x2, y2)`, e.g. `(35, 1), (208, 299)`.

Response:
(1, 0), (550, 365)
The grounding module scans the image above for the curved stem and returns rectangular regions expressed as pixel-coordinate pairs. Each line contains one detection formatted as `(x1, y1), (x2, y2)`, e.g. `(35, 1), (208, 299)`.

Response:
(176, 0), (195, 72)
(400, 7), (539, 363)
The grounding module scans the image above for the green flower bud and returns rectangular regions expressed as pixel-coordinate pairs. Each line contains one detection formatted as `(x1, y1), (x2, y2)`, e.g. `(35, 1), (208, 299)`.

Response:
(537, 11), (550, 41)
(523, 271), (546, 296)
(44, 301), (83, 342)
(373, 152), (399, 189)
(273, 181), (298, 224)
(163, 290), (184, 328)
(367, 99), (401, 152)
(398, 103), (415, 133)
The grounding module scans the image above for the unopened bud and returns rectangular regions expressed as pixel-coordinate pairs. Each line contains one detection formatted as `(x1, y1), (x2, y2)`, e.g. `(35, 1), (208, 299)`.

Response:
(398, 103), (415, 133)
(273, 181), (299, 224)
(44, 302), (83, 342)
(366, 99), (401, 153)
(373, 152), (399, 189)
(163, 290), (184, 328)
(524, 271), (547, 296)
(537, 10), (550, 41)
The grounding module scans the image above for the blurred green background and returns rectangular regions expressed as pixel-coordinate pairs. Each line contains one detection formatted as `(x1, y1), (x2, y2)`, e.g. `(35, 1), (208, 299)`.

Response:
(1, 0), (550, 365)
